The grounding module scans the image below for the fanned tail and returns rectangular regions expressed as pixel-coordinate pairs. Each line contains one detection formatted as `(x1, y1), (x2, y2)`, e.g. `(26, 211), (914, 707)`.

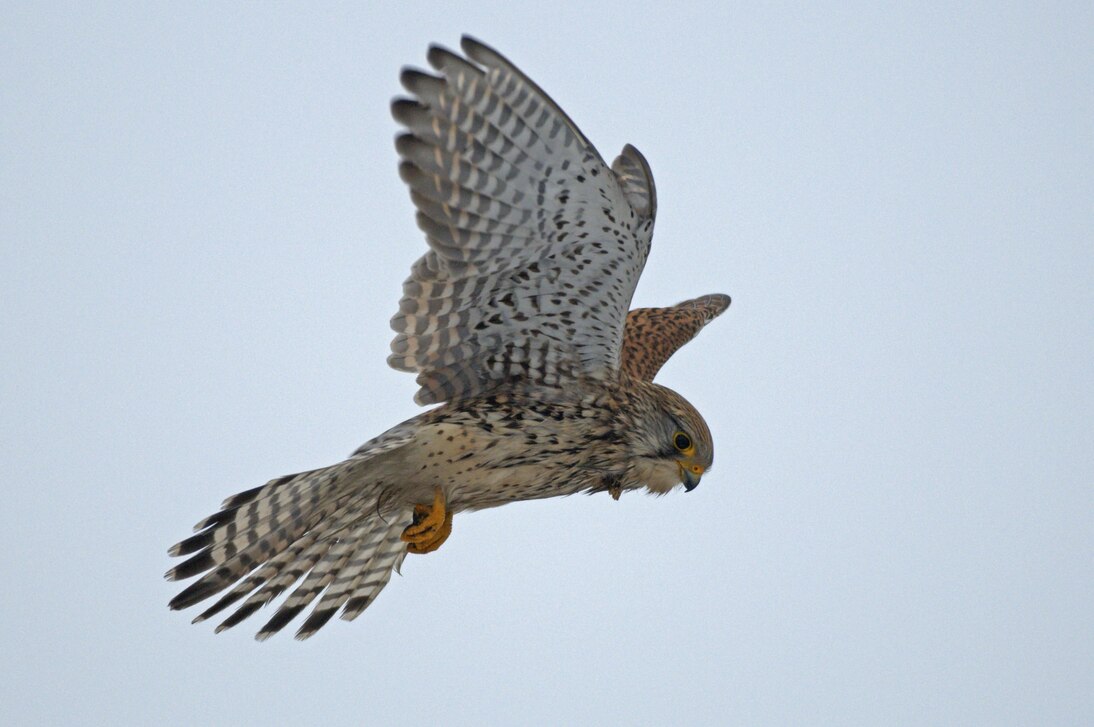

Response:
(166, 453), (414, 640)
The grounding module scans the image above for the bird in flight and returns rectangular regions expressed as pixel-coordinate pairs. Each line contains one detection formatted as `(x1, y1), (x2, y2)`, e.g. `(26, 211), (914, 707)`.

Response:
(167, 35), (731, 640)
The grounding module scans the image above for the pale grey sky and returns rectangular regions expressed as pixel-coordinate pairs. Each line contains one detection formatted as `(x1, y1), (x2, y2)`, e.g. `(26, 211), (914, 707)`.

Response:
(1, 2), (1091, 725)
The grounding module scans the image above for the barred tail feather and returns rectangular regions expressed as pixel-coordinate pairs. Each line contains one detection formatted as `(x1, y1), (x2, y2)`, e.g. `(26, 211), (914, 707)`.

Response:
(340, 523), (411, 622)
(166, 449), (415, 639)
(293, 518), (406, 638)
(193, 530), (321, 626)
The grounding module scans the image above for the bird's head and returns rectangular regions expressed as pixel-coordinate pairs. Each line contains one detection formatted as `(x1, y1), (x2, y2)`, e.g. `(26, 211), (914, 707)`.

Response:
(629, 383), (714, 494)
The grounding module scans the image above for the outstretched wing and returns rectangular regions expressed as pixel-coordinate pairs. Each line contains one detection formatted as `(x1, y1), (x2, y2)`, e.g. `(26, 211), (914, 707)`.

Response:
(620, 294), (731, 381)
(389, 36), (657, 405)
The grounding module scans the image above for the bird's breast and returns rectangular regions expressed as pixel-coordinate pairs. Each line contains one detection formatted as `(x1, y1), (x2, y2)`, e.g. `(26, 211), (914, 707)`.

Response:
(396, 410), (619, 511)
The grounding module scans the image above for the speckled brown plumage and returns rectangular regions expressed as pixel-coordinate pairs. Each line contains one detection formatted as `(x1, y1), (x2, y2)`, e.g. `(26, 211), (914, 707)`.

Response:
(166, 35), (730, 640)
(621, 294), (731, 381)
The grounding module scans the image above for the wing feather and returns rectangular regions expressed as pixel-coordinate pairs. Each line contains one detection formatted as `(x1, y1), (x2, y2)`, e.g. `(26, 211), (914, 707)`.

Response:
(620, 294), (732, 381)
(391, 36), (656, 404)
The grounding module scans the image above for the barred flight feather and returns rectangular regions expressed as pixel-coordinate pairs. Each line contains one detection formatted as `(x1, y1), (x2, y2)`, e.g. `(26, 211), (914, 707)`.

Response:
(391, 36), (657, 405)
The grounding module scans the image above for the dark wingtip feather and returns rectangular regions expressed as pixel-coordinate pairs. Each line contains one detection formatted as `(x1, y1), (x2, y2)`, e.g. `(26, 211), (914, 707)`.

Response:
(341, 596), (371, 620)
(168, 573), (225, 610)
(192, 587), (251, 624)
(215, 599), (267, 633)
(220, 483), (265, 509)
(685, 293), (732, 321)
(295, 606), (339, 640)
(255, 603), (307, 641)
(426, 44), (457, 71)
(397, 161), (426, 189)
(395, 133), (426, 158)
(391, 97), (424, 125)
(459, 35), (494, 60)
(164, 550), (215, 582)
(192, 506), (238, 533)
(399, 67), (443, 96)
(694, 292), (731, 310)
(168, 529), (214, 557)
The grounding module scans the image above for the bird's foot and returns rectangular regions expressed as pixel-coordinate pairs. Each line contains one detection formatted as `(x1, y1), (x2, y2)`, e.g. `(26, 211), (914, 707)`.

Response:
(401, 486), (452, 554)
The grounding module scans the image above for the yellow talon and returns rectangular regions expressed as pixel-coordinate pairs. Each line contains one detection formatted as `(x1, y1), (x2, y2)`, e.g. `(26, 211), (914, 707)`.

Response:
(401, 487), (453, 554)
(407, 506), (452, 554)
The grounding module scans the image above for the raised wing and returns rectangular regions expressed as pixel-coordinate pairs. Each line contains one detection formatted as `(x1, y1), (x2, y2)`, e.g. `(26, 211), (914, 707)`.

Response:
(620, 294), (731, 381)
(388, 36), (657, 405)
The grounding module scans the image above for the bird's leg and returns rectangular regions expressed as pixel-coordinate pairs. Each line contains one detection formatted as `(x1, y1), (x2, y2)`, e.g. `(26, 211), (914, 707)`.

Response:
(401, 486), (453, 554)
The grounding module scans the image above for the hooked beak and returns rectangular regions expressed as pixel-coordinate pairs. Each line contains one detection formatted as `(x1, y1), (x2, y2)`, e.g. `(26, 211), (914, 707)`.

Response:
(679, 462), (704, 492)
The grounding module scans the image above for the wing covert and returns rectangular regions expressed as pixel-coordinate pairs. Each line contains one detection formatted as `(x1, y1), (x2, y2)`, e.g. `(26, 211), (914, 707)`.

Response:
(620, 294), (731, 381)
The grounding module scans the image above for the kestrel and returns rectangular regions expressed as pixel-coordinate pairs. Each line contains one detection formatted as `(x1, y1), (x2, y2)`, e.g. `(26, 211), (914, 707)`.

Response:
(167, 36), (731, 640)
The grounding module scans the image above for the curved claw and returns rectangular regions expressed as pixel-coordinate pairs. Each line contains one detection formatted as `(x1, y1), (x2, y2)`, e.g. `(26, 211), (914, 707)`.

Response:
(401, 487), (453, 554)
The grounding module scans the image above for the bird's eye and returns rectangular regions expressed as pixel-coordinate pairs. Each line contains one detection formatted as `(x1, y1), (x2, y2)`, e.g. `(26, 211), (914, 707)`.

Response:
(673, 431), (693, 453)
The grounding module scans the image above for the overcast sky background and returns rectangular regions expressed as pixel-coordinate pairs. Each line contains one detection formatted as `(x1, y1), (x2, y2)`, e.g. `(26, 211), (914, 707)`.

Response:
(2, 2), (1091, 725)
